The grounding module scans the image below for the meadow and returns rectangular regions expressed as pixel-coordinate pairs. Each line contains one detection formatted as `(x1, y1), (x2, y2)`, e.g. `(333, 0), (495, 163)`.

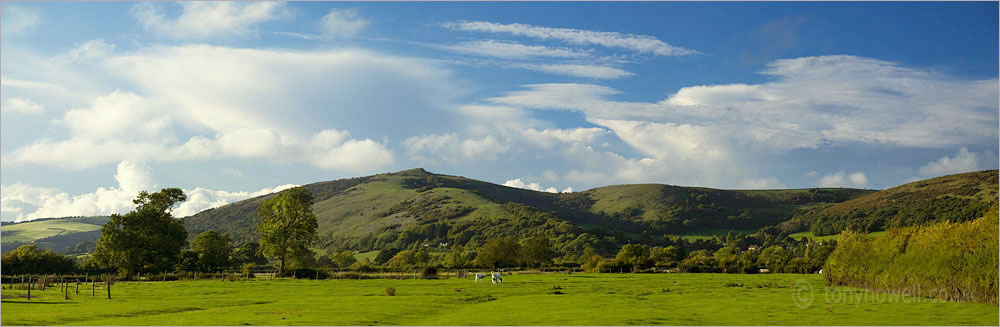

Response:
(2, 273), (996, 326)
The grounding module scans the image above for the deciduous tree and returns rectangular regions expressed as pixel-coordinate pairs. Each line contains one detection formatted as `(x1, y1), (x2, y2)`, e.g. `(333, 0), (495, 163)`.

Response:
(257, 187), (318, 275)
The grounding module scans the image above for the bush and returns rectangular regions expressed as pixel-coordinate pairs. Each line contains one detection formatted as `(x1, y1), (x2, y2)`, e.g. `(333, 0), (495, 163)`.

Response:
(284, 268), (329, 280)
(825, 208), (998, 304)
(385, 286), (396, 296)
(420, 266), (439, 279)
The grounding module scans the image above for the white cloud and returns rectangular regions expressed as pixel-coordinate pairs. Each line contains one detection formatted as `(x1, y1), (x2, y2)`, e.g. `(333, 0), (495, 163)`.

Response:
(320, 8), (369, 38)
(442, 40), (591, 59)
(817, 171), (868, 188)
(0, 161), (300, 221)
(442, 21), (697, 56)
(917, 147), (983, 178)
(489, 56), (999, 153)
(5, 45), (466, 173)
(403, 134), (509, 165)
(63, 39), (116, 63)
(172, 183), (297, 217)
(738, 177), (786, 189)
(804, 170), (818, 177)
(1, 5), (41, 36)
(502, 178), (571, 193)
(520, 127), (609, 149)
(2, 97), (44, 114)
(131, 2), (292, 39)
(512, 63), (635, 79)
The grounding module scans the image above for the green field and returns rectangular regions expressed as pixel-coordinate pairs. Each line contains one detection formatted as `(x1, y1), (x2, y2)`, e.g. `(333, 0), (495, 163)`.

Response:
(788, 231), (887, 242)
(1, 219), (103, 244)
(2, 273), (995, 326)
(676, 228), (760, 241)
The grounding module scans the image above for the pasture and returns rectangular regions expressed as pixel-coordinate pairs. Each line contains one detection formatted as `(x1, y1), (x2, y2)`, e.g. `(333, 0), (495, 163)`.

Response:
(1, 219), (102, 244)
(2, 273), (996, 326)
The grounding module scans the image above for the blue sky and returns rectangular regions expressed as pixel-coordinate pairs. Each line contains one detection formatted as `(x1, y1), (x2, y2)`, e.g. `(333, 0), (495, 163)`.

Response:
(2, 1), (997, 221)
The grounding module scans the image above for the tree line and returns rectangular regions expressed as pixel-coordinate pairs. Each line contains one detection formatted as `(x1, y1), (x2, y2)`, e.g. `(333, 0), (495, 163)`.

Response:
(2, 187), (836, 278)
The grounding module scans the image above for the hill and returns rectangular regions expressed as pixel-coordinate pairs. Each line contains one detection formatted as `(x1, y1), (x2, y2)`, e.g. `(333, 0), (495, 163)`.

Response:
(0, 216), (109, 254)
(184, 168), (871, 254)
(779, 170), (998, 236)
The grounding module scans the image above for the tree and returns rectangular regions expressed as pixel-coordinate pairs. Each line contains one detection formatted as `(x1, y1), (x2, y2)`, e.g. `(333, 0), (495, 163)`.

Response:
(257, 187), (318, 275)
(615, 244), (652, 271)
(329, 250), (357, 270)
(521, 235), (554, 269)
(232, 242), (269, 266)
(190, 230), (233, 272)
(1, 245), (77, 275)
(758, 245), (791, 272)
(94, 188), (188, 279)
(445, 245), (473, 268)
(474, 236), (521, 269)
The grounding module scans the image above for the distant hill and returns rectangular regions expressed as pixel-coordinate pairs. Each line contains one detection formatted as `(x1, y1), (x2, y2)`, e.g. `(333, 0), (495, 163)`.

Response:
(0, 216), (109, 254)
(780, 170), (998, 236)
(184, 168), (871, 253)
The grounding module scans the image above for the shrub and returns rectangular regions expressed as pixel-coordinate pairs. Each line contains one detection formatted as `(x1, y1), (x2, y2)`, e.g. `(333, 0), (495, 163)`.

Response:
(825, 208), (998, 304)
(385, 287), (396, 296)
(420, 266), (439, 279)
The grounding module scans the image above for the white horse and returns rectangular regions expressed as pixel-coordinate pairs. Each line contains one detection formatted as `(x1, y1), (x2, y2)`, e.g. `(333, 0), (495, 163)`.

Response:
(491, 272), (502, 285)
(474, 273), (485, 283)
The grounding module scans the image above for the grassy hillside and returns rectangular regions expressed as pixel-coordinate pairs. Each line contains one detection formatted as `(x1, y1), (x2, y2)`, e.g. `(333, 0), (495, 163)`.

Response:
(184, 168), (869, 253)
(0, 216), (109, 254)
(780, 170), (998, 236)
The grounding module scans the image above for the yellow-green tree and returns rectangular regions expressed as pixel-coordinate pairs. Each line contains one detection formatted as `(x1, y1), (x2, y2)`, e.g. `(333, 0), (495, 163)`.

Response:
(257, 187), (318, 275)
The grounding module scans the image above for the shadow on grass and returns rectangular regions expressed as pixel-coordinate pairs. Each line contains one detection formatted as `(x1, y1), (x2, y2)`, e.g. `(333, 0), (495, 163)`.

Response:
(3, 301), (73, 305)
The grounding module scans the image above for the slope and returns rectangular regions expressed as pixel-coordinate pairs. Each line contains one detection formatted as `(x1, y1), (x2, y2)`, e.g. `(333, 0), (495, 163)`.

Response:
(780, 169), (998, 236)
(0, 216), (110, 254)
(183, 168), (870, 253)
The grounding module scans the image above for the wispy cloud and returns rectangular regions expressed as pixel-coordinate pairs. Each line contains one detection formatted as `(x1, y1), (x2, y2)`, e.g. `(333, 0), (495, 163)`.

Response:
(442, 40), (591, 59)
(441, 21), (697, 56)
(512, 63), (635, 79)
(131, 2), (292, 39)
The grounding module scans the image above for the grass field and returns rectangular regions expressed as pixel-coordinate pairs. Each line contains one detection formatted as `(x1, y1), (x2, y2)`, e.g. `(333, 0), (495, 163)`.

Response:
(788, 231), (887, 242)
(1, 219), (103, 244)
(2, 273), (995, 326)
(676, 228), (760, 241)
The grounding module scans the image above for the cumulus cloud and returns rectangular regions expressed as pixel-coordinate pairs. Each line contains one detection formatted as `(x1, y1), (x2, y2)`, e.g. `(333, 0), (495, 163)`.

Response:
(817, 171), (868, 188)
(172, 183), (297, 217)
(131, 2), (292, 39)
(2, 97), (44, 114)
(441, 21), (697, 56)
(520, 127), (609, 149)
(917, 147), (983, 178)
(320, 8), (369, 38)
(738, 177), (786, 189)
(502, 178), (572, 193)
(804, 170), (818, 177)
(5, 45), (472, 173)
(0, 161), (299, 221)
(403, 134), (509, 165)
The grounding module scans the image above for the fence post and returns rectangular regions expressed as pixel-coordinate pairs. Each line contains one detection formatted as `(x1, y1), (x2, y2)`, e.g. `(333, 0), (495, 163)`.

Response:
(92, 279), (96, 297)
(76, 279), (80, 294)
(64, 283), (69, 300)
(27, 276), (32, 300)
(106, 277), (112, 299)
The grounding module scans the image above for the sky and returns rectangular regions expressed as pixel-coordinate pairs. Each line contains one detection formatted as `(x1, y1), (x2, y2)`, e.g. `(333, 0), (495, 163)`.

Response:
(1, 2), (997, 222)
